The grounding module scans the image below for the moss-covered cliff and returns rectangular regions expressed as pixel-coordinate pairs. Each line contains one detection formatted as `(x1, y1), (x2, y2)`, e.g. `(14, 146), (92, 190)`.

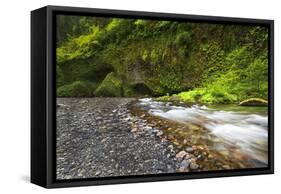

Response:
(56, 15), (268, 102)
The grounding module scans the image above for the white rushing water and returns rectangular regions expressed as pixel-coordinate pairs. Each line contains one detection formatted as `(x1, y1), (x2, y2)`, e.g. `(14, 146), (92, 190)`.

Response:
(138, 98), (268, 165)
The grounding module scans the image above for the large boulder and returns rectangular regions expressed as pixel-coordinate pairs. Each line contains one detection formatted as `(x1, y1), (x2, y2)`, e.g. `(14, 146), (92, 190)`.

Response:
(239, 98), (268, 106)
(57, 81), (94, 97)
(94, 72), (122, 97)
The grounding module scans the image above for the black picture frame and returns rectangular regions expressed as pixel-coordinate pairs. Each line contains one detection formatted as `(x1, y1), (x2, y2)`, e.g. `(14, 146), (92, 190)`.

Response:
(31, 5), (274, 188)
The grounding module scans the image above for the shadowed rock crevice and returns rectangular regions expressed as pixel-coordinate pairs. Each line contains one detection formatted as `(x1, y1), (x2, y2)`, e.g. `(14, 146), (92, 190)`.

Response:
(131, 83), (153, 96)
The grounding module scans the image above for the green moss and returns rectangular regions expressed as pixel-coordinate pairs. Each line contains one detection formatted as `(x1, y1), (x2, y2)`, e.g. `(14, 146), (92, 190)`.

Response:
(56, 16), (269, 99)
(134, 19), (146, 26)
(123, 86), (134, 97)
(156, 95), (171, 101)
(200, 88), (237, 104)
(57, 81), (94, 97)
(94, 72), (122, 97)
(158, 87), (237, 104)
(106, 19), (122, 31)
(57, 27), (102, 64)
(174, 31), (192, 47)
(176, 89), (204, 102)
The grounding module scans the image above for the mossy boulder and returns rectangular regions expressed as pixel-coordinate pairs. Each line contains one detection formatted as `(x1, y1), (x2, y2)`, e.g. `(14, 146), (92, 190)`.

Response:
(94, 72), (122, 97)
(239, 98), (268, 106)
(123, 85), (135, 97)
(57, 81), (94, 97)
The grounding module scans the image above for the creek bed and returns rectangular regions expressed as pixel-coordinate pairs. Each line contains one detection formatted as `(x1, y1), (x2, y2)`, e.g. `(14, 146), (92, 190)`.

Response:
(56, 97), (182, 179)
(129, 98), (268, 171)
(56, 97), (268, 179)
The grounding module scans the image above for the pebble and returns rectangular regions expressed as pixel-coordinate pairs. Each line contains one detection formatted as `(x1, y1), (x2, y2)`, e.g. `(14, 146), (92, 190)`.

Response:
(156, 131), (164, 136)
(131, 128), (138, 132)
(180, 159), (190, 169)
(176, 151), (187, 159)
(56, 98), (196, 179)
(184, 153), (192, 160)
(190, 162), (199, 170)
(185, 147), (194, 152)
(144, 126), (152, 130)
(222, 165), (231, 169)
(95, 170), (101, 176)
(167, 145), (174, 150)
(197, 155), (204, 160)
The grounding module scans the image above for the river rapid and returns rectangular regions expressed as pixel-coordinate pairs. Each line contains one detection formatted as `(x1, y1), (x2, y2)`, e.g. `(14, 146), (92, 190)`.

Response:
(130, 98), (268, 170)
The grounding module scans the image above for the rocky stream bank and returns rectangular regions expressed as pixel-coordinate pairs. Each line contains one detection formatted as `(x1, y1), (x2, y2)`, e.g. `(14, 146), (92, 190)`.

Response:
(56, 98), (199, 179)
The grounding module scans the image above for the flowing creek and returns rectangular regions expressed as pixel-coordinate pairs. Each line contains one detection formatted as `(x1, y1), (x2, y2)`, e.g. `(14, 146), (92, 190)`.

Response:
(130, 98), (268, 171)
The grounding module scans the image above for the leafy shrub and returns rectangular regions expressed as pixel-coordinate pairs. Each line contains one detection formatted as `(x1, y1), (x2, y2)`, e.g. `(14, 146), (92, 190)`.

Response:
(201, 88), (237, 104)
(162, 87), (237, 104)
(177, 88), (205, 102)
(156, 95), (171, 101)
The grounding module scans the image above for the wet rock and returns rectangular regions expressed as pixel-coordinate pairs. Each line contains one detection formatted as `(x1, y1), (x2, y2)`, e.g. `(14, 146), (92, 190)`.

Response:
(184, 153), (193, 160)
(239, 98), (268, 106)
(144, 126), (152, 130)
(156, 130), (164, 136)
(190, 162), (199, 170)
(197, 155), (204, 160)
(222, 165), (231, 169)
(167, 165), (174, 173)
(95, 117), (102, 120)
(176, 151), (187, 159)
(95, 170), (101, 176)
(132, 128), (139, 133)
(185, 147), (194, 152)
(180, 159), (190, 169)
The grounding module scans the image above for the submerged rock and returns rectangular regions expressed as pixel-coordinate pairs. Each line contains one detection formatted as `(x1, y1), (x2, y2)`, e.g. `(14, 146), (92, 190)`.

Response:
(239, 98), (268, 106)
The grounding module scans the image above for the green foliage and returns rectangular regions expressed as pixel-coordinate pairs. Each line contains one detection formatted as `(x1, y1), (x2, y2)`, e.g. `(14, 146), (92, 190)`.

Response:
(175, 31), (192, 46)
(177, 88), (205, 102)
(163, 87), (237, 104)
(134, 19), (146, 26)
(56, 15), (269, 101)
(57, 81), (95, 97)
(94, 72), (122, 97)
(157, 95), (172, 101)
(200, 87), (237, 104)
(123, 85), (135, 97)
(57, 26), (102, 63)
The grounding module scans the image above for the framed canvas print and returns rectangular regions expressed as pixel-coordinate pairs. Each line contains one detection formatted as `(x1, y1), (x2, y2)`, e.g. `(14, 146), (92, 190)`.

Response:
(31, 5), (274, 188)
